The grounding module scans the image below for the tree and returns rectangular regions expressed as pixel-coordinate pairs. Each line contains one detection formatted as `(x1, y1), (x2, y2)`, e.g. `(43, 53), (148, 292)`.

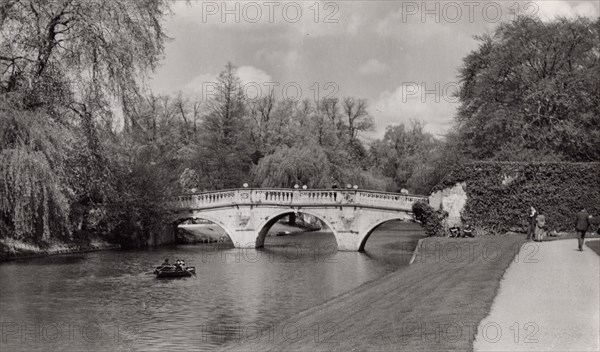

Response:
(179, 168), (199, 193)
(199, 63), (252, 189)
(307, 98), (338, 148)
(0, 0), (171, 244)
(253, 145), (332, 188)
(369, 120), (442, 193)
(0, 99), (73, 242)
(455, 16), (600, 161)
(342, 97), (374, 139)
(248, 90), (281, 161)
(1, 0), (169, 115)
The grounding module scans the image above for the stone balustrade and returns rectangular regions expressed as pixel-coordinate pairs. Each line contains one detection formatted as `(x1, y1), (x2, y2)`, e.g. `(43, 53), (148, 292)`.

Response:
(166, 188), (428, 212)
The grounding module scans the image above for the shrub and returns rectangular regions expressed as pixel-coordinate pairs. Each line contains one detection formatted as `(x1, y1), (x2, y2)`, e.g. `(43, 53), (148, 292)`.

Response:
(434, 162), (600, 233)
(412, 201), (447, 237)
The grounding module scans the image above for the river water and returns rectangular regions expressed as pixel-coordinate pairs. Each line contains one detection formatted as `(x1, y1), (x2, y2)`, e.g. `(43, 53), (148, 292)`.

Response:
(0, 221), (423, 352)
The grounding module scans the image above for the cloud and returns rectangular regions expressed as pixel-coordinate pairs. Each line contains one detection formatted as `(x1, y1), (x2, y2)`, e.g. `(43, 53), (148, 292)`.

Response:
(183, 66), (273, 100)
(184, 73), (218, 96)
(236, 66), (273, 100)
(375, 6), (460, 45)
(341, 11), (364, 35)
(375, 1), (599, 38)
(369, 83), (459, 138)
(257, 49), (301, 69)
(169, 0), (365, 37)
(533, 0), (599, 21)
(574, 1), (600, 16)
(236, 66), (273, 86)
(358, 59), (389, 76)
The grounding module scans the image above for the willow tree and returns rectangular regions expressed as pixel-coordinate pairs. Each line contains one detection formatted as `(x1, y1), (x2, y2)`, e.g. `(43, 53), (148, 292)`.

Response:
(253, 145), (332, 188)
(0, 0), (171, 242)
(1, 0), (170, 121)
(0, 98), (75, 241)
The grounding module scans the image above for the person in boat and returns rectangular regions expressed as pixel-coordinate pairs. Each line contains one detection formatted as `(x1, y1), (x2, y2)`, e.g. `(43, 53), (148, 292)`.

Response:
(174, 259), (184, 271)
(156, 258), (171, 271)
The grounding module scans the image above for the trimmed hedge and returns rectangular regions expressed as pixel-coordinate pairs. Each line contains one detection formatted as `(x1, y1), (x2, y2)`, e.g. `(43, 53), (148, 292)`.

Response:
(434, 162), (600, 233)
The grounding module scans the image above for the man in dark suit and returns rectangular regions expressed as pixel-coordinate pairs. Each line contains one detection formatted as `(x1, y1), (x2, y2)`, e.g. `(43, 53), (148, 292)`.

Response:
(527, 206), (537, 240)
(576, 208), (592, 251)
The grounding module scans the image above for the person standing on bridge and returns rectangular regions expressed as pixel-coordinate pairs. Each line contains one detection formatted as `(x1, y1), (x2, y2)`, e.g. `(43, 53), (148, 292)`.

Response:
(575, 207), (592, 251)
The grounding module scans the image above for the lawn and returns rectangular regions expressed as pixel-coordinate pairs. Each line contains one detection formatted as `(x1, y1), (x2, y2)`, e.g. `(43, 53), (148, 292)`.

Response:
(221, 234), (525, 352)
(541, 231), (600, 242)
(0, 237), (119, 262)
(586, 239), (600, 256)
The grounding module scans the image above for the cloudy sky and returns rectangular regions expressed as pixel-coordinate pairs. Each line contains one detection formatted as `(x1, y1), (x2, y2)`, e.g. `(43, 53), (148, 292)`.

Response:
(149, 0), (599, 139)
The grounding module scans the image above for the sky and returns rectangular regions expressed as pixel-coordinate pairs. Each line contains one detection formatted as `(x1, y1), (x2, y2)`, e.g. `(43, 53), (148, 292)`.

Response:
(149, 0), (600, 139)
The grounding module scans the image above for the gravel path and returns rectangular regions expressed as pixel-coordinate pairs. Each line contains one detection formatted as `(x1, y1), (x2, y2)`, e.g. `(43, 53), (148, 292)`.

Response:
(474, 239), (600, 351)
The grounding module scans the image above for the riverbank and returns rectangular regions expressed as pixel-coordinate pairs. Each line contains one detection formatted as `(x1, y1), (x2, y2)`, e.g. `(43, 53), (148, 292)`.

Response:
(0, 237), (120, 262)
(221, 234), (525, 352)
(1, 221), (318, 261)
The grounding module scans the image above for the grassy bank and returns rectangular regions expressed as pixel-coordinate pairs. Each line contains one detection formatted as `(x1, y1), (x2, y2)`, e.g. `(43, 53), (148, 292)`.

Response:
(587, 239), (600, 256)
(221, 234), (525, 352)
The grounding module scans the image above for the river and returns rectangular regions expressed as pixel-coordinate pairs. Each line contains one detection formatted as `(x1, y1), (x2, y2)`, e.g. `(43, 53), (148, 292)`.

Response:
(0, 221), (423, 352)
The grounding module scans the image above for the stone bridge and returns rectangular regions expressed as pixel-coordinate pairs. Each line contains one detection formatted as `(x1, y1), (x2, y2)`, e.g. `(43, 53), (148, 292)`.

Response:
(165, 188), (428, 251)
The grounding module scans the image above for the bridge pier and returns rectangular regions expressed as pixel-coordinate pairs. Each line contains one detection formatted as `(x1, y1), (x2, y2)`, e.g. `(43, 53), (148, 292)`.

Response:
(229, 229), (263, 249)
(334, 231), (362, 251)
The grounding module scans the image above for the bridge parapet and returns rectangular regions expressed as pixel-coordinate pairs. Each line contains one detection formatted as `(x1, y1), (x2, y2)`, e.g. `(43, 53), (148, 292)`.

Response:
(166, 188), (428, 212)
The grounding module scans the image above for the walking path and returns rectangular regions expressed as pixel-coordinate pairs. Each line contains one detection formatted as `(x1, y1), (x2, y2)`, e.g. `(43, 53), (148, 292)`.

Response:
(474, 239), (600, 351)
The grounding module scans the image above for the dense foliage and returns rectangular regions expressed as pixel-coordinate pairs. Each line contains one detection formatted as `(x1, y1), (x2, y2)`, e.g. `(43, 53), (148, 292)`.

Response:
(435, 162), (600, 233)
(0, 100), (73, 241)
(0, 0), (172, 247)
(369, 121), (457, 194)
(412, 201), (447, 237)
(428, 16), (600, 236)
(455, 16), (600, 162)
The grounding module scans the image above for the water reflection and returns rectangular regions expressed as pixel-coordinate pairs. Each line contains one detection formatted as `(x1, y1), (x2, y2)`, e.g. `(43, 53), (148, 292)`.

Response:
(0, 221), (423, 351)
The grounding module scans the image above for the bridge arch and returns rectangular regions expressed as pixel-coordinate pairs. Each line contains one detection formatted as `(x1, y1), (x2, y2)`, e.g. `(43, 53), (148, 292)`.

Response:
(255, 209), (339, 248)
(165, 188), (429, 250)
(171, 213), (235, 243)
(358, 213), (417, 252)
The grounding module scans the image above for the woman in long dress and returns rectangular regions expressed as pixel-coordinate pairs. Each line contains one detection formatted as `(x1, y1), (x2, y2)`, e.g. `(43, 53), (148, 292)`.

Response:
(534, 214), (546, 241)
